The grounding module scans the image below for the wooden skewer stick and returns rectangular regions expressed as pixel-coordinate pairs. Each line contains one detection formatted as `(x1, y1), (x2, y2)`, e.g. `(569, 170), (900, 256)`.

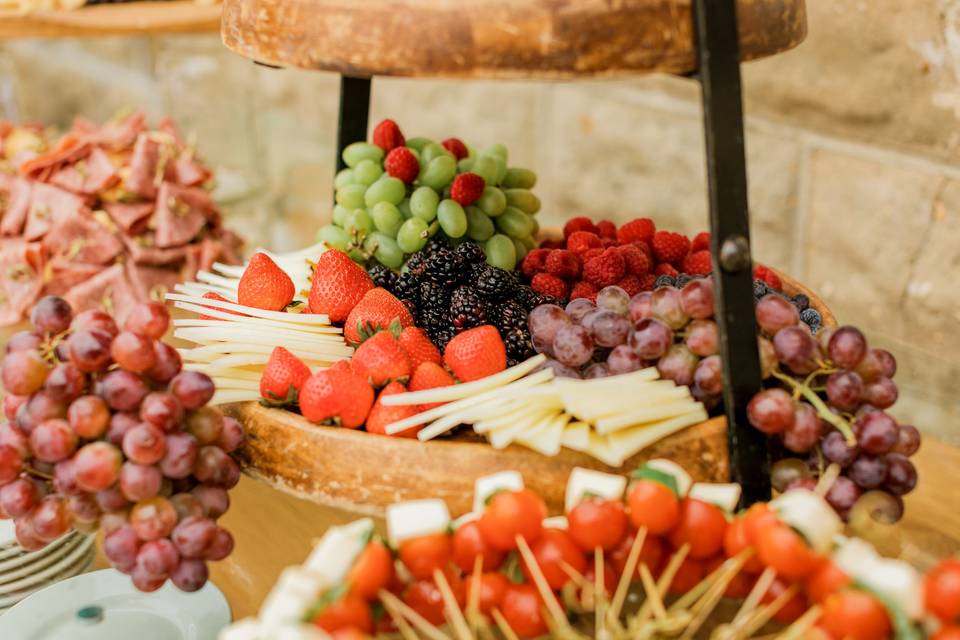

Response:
(738, 583), (800, 638)
(594, 548), (606, 638)
(608, 526), (647, 628)
(670, 548), (754, 615)
(775, 604), (822, 640)
(380, 594), (422, 640)
(814, 463), (841, 497)
(639, 564), (668, 621)
(679, 555), (747, 640)
(467, 555), (483, 631)
(434, 569), (475, 640)
(491, 608), (521, 640)
(634, 543), (690, 626)
(515, 535), (575, 635)
(378, 590), (452, 640)
(560, 561), (590, 590)
(731, 566), (776, 628)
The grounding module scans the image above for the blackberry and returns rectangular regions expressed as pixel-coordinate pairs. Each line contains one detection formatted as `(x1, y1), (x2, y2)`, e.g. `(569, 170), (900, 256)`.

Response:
(753, 279), (770, 299)
(405, 250), (430, 278)
(419, 281), (451, 309)
(800, 308), (822, 327)
(400, 298), (417, 318)
(532, 293), (562, 308)
(449, 286), (487, 332)
(468, 261), (488, 281)
(418, 304), (448, 332)
(792, 294), (810, 312)
(368, 264), (398, 292)
(430, 326), (455, 352)
(476, 267), (518, 302)
(455, 241), (486, 265)
(515, 285), (540, 310)
(423, 246), (464, 286)
(654, 275), (676, 289)
(493, 301), (527, 333)
(393, 272), (420, 303)
(675, 274), (694, 289)
(503, 328), (535, 361)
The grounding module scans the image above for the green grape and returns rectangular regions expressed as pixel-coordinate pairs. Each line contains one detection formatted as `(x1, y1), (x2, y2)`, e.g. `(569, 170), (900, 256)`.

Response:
(371, 202), (403, 236)
(398, 198), (413, 219)
(427, 220), (440, 237)
(520, 235), (537, 251)
(465, 206), (495, 242)
(397, 218), (429, 253)
(504, 189), (541, 214)
(332, 204), (351, 226)
(484, 143), (508, 162)
(406, 137), (433, 152)
(476, 187), (507, 218)
(471, 156), (499, 186)
(419, 155), (457, 190)
(503, 167), (537, 189)
(316, 224), (350, 250)
(437, 199), (468, 238)
(344, 208), (374, 238)
(347, 247), (367, 263)
(457, 157), (475, 173)
(529, 215), (540, 239)
(420, 143), (450, 165)
(334, 168), (354, 190)
(364, 177), (406, 207)
(484, 234), (517, 271)
(491, 154), (507, 186)
(406, 146), (421, 162)
(336, 183), (367, 209)
(410, 186), (440, 221)
(342, 142), (384, 168)
(353, 159), (383, 186)
(512, 237), (529, 262)
(495, 207), (534, 239)
(363, 232), (404, 269)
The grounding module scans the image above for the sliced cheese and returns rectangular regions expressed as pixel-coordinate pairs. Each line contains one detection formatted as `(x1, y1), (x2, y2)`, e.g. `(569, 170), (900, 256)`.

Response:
(543, 516), (569, 530)
(304, 518), (374, 584)
(386, 499), (451, 546)
(565, 467), (628, 512)
(473, 471), (524, 514)
(218, 618), (265, 640)
(771, 489), (842, 555)
(605, 408), (707, 462)
(560, 421), (591, 452)
(594, 399), (703, 434)
(642, 459), (693, 497)
(688, 483), (742, 513)
(585, 431), (626, 467)
(516, 413), (567, 456)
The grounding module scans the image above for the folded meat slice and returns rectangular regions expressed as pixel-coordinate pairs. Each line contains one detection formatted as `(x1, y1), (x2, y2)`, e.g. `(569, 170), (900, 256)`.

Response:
(50, 147), (118, 195)
(124, 260), (181, 301)
(104, 201), (154, 235)
(172, 153), (211, 187)
(43, 210), (123, 265)
(124, 133), (160, 199)
(18, 134), (91, 180)
(63, 263), (138, 325)
(121, 234), (188, 266)
(0, 177), (32, 236)
(42, 259), (104, 298)
(23, 183), (87, 241)
(82, 112), (147, 151)
(153, 182), (208, 248)
(0, 238), (42, 326)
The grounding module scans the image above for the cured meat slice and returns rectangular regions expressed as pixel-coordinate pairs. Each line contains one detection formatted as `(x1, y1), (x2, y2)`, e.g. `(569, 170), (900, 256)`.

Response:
(83, 112), (147, 151)
(43, 210), (123, 265)
(23, 183), (87, 241)
(104, 201), (154, 235)
(122, 234), (189, 266)
(50, 147), (118, 195)
(124, 260), (181, 301)
(42, 259), (104, 297)
(172, 154), (211, 187)
(0, 238), (42, 326)
(18, 134), (91, 180)
(0, 177), (32, 237)
(153, 182), (207, 248)
(63, 263), (138, 325)
(124, 133), (160, 199)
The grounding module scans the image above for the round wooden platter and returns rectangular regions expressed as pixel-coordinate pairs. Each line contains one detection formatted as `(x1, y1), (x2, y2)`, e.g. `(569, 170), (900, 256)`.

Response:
(0, 1), (221, 39)
(220, 0), (806, 78)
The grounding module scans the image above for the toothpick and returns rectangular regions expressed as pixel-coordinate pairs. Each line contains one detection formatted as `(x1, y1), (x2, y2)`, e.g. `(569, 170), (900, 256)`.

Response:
(738, 583), (799, 638)
(515, 535), (575, 635)
(815, 463), (841, 497)
(378, 590), (452, 640)
(434, 569), (475, 640)
(594, 548), (606, 638)
(635, 543), (689, 625)
(490, 608), (520, 640)
(467, 555), (483, 632)
(560, 561), (590, 590)
(731, 566), (776, 628)
(679, 556), (745, 640)
(608, 527), (647, 627)
(670, 548), (753, 615)
(380, 594), (422, 640)
(776, 604), (822, 640)
(640, 564), (667, 622)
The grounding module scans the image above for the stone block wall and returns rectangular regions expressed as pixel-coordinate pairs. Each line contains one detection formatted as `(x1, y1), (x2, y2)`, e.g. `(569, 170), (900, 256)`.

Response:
(1, 0), (958, 442)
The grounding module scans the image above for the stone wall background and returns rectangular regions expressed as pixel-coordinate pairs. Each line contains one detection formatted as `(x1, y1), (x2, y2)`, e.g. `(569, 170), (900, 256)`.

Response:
(1, 0), (958, 442)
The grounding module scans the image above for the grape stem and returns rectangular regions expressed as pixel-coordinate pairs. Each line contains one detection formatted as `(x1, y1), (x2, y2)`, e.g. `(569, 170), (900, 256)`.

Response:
(25, 465), (53, 480)
(771, 371), (857, 445)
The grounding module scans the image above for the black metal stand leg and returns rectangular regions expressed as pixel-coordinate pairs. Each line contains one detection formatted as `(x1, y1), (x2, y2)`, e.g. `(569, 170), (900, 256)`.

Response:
(692, 0), (770, 504)
(336, 76), (372, 172)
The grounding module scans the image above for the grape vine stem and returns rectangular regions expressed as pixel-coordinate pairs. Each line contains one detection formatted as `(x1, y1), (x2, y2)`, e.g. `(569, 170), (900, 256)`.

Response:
(771, 371), (857, 445)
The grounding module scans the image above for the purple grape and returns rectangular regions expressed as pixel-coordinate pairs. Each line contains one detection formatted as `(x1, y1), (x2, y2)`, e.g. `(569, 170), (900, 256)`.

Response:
(783, 402), (820, 453)
(755, 295), (799, 335)
(854, 411), (898, 455)
(758, 337), (777, 379)
(825, 476), (861, 520)
(892, 424), (921, 457)
(100, 369), (150, 412)
(679, 278), (715, 319)
(31, 296), (73, 336)
(693, 355), (722, 396)
(629, 318), (673, 360)
(822, 430), (858, 467)
(874, 349), (897, 378)
(773, 326), (818, 375)
(849, 454), (889, 489)
(527, 305), (571, 357)
(565, 299), (595, 324)
(884, 453), (917, 495)
(596, 286), (629, 316)
(627, 292), (653, 325)
(589, 311), (631, 348)
(583, 363), (610, 379)
(746, 388), (795, 435)
(44, 363), (86, 403)
(552, 325), (594, 368)
(828, 326), (867, 370)
(650, 287), (689, 330)
(825, 371), (864, 412)
(534, 359), (582, 379)
(855, 348), (886, 383)
(685, 319), (718, 357)
(6, 331), (42, 354)
(607, 345), (643, 375)
(656, 344), (697, 387)
(68, 328), (114, 373)
(863, 377), (897, 409)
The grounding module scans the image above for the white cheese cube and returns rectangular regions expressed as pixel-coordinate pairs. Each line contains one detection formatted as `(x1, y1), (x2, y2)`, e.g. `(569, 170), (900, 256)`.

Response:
(304, 518), (374, 584)
(275, 625), (330, 640)
(218, 619), (265, 640)
(543, 516), (569, 530)
(771, 490), (842, 554)
(833, 539), (923, 619)
(258, 567), (322, 626)
(473, 471), (524, 514)
(387, 499), (451, 546)
(688, 483), (742, 513)
(642, 459), (692, 497)
(565, 467), (627, 512)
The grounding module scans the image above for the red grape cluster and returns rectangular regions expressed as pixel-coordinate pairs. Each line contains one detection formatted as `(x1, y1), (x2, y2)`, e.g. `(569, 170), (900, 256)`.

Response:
(0, 296), (244, 592)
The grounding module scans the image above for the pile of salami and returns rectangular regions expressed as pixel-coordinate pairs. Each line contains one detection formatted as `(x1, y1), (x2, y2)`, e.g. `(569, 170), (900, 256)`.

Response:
(0, 112), (242, 327)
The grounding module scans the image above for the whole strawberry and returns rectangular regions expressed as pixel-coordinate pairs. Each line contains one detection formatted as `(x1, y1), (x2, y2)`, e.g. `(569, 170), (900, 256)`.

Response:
(444, 325), (506, 382)
(198, 292), (245, 321)
(408, 361), (455, 411)
(582, 247), (626, 288)
(365, 381), (423, 438)
(384, 147), (419, 184)
(308, 249), (374, 323)
(343, 288), (413, 345)
(238, 253), (295, 311)
(299, 366), (373, 428)
(260, 346), (311, 404)
(372, 119), (405, 151)
(352, 331), (412, 387)
(397, 327), (441, 371)
(442, 138), (469, 160)
(450, 173), (485, 206)
(651, 231), (691, 266)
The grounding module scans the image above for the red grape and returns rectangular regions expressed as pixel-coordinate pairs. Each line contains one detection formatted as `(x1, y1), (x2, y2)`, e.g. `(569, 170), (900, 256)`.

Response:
(596, 285), (630, 314)
(0, 478), (39, 517)
(863, 377), (898, 409)
(120, 463), (163, 502)
(825, 371), (864, 412)
(680, 278), (715, 319)
(100, 369), (150, 412)
(855, 348), (886, 383)
(131, 564), (166, 592)
(111, 332), (157, 373)
(773, 326), (819, 375)
(122, 424), (167, 465)
(874, 349), (897, 378)
(854, 411), (898, 455)
(606, 345), (643, 375)
(171, 558), (208, 592)
(44, 363), (85, 402)
(170, 493), (205, 521)
(104, 524), (141, 572)
(146, 342), (182, 384)
(552, 325), (594, 368)
(124, 302), (170, 340)
(29, 419), (77, 463)
(828, 326), (867, 370)
(170, 372), (216, 410)
(14, 514), (46, 551)
(191, 485), (229, 519)
(627, 292), (653, 325)
(68, 329), (114, 373)
(70, 309), (118, 337)
(68, 395), (110, 439)
(755, 295), (799, 335)
(6, 331), (42, 354)
(693, 355), (723, 397)
(822, 430), (858, 467)
(185, 407), (224, 445)
(849, 455), (889, 489)
(140, 393), (183, 432)
(137, 538), (180, 578)
(527, 305), (571, 356)
(825, 476), (861, 519)
(172, 516), (217, 559)
(159, 433), (199, 479)
(786, 477), (817, 492)
(885, 453), (917, 496)
(685, 319), (719, 357)
(583, 363), (610, 378)
(783, 403), (821, 453)
(893, 425), (921, 457)
(105, 412), (139, 447)
(194, 446), (240, 489)
(25, 391), (68, 427)
(53, 459), (82, 495)
(650, 287), (689, 330)
(66, 493), (100, 524)
(95, 485), (130, 512)
(2, 350), (49, 395)
(589, 311), (631, 348)
(31, 495), (71, 541)
(746, 388), (795, 435)
(216, 417), (244, 454)
(656, 344), (698, 386)
(74, 442), (123, 492)
(758, 336), (777, 379)
(3, 395), (27, 422)
(0, 443), (23, 484)
(205, 527), (234, 561)
(0, 422), (28, 458)
(565, 299), (595, 324)
(130, 496), (178, 541)
(629, 318), (673, 360)
(100, 511), (129, 536)
(31, 296), (73, 336)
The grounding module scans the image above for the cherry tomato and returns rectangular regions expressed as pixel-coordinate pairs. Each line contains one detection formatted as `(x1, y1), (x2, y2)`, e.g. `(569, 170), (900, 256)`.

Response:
(627, 479), (680, 534)
(805, 560), (851, 604)
(312, 593), (374, 634)
(568, 498), (629, 552)
(582, 559), (618, 600)
(452, 520), (505, 574)
(818, 589), (891, 640)
(610, 531), (665, 579)
(466, 571), (509, 614)
(478, 489), (547, 551)
(501, 583), (550, 638)
(330, 628), (365, 640)
(403, 574), (466, 626)
(521, 527), (587, 590)
(742, 502), (779, 546)
(926, 558), (960, 623)
(667, 498), (727, 560)
(932, 626), (960, 640)
(761, 577), (809, 625)
(398, 533), (453, 581)
(347, 540), (394, 600)
(722, 516), (766, 574)
(667, 555), (704, 595)
(754, 522), (820, 580)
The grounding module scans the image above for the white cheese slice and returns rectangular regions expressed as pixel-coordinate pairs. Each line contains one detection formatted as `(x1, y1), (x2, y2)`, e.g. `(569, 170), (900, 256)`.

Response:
(543, 516), (569, 530)
(585, 431), (626, 467)
(473, 471), (524, 514)
(643, 459), (693, 497)
(565, 467), (628, 512)
(303, 518), (374, 584)
(560, 421), (591, 452)
(605, 408), (707, 463)
(218, 618), (265, 640)
(688, 483), (742, 513)
(832, 538), (923, 619)
(517, 413), (567, 456)
(387, 499), (451, 546)
(771, 490), (842, 554)
(258, 567), (324, 626)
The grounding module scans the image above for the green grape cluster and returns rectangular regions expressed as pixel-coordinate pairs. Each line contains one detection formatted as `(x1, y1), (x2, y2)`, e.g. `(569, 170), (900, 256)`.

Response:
(316, 135), (541, 272)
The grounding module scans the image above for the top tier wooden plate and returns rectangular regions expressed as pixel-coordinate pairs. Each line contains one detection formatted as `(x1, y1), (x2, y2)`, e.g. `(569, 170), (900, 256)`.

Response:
(0, 1), (220, 39)
(220, 0), (806, 78)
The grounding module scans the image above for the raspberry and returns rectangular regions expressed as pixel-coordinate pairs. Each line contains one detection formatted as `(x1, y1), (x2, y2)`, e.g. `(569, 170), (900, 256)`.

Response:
(618, 244), (650, 277)
(567, 231), (602, 255)
(544, 250), (581, 280)
(617, 218), (656, 245)
(596, 220), (617, 240)
(520, 249), (550, 280)
(654, 263), (679, 277)
(372, 119), (405, 151)
(754, 264), (783, 291)
(601, 237), (618, 248)
(569, 281), (598, 302)
(563, 217), (597, 239)
(652, 231), (691, 266)
(441, 137), (469, 160)
(691, 231), (711, 253)
(582, 248), (604, 262)
(531, 273), (569, 299)
(582, 248), (626, 288)
(450, 172), (485, 206)
(682, 250), (713, 276)
(617, 275), (643, 296)
(639, 273), (657, 291)
(384, 147), (419, 184)
(540, 239), (564, 250)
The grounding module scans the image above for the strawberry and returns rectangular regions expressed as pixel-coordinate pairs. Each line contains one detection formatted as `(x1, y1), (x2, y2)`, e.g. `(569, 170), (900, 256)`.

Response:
(351, 331), (411, 387)
(531, 273), (568, 299)
(260, 346), (310, 404)
(344, 288), (413, 345)
(372, 119), (405, 151)
(237, 253), (295, 311)
(450, 173), (485, 206)
(308, 249), (374, 323)
(299, 366), (374, 428)
(563, 217), (596, 239)
(384, 147), (419, 184)
(442, 138), (469, 160)
(198, 292), (245, 321)
(408, 361), (455, 411)
(365, 382), (423, 438)
(397, 327), (441, 371)
(569, 281), (598, 302)
(617, 218), (657, 245)
(651, 231), (691, 266)
(443, 325), (506, 382)
(567, 231), (602, 255)
(596, 220), (618, 240)
(682, 250), (713, 276)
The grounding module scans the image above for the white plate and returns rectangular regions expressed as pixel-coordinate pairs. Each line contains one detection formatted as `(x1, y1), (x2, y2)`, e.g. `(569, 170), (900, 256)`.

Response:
(0, 535), (93, 595)
(0, 533), (86, 584)
(0, 520), (14, 548)
(0, 547), (95, 608)
(0, 568), (232, 640)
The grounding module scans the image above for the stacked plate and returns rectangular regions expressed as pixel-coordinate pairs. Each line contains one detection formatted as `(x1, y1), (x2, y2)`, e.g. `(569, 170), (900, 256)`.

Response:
(0, 520), (96, 614)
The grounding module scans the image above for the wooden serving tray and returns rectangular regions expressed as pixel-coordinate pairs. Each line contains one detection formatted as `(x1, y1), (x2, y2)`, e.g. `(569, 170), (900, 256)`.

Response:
(220, 0), (806, 78)
(0, 1), (220, 39)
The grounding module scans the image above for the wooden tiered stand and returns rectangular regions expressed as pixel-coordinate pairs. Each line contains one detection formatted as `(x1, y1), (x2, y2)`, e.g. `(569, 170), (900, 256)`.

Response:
(217, 0), (809, 515)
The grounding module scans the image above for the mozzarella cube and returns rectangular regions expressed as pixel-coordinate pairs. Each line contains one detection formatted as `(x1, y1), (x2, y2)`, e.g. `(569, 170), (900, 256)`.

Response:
(643, 459), (692, 497)
(771, 490), (842, 554)
(543, 516), (569, 530)
(473, 471), (524, 514)
(304, 518), (374, 584)
(218, 619), (265, 640)
(258, 567), (322, 626)
(387, 499), (451, 546)
(565, 467), (627, 512)
(833, 539), (922, 619)
(688, 483), (742, 513)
